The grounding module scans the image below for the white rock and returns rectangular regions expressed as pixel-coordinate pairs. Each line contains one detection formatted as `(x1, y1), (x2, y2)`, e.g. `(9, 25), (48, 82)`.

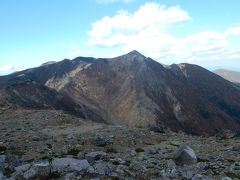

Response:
(11, 163), (31, 178)
(51, 158), (90, 174)
(221, 177), (232, 180)
(174, 145), (197, 165)
(23, 161), (50, 179)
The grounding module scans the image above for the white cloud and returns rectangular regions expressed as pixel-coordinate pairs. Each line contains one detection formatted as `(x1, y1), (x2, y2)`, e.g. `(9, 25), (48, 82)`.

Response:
(224, 26), (240, 36)
(0, 64), (24, 75)
(89, 2), (191, 47)
(87, 2), (240, 65)
(0, 64), (14, 72)
(68, 46), (82, 59)
(94, 0), (134, 4)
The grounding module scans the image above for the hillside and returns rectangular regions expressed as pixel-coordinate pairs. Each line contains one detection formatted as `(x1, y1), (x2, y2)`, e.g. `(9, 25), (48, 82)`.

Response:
(0, 51), (240, 135)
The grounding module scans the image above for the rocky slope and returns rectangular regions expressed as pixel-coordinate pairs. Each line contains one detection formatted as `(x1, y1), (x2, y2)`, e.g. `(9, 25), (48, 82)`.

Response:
(0, 51), (240, 135)
(0, 110), (240, 179)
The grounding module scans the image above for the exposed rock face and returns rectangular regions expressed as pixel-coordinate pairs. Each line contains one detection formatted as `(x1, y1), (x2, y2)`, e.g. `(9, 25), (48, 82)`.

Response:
(0, 51), (240, 135)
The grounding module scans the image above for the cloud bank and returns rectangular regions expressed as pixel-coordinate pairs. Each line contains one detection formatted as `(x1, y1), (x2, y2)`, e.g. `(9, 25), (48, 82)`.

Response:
(0, 64), (24, 75)
(88, 2), (240, 64)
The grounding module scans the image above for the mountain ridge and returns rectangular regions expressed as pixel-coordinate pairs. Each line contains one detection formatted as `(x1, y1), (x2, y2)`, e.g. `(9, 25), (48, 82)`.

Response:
(214, 69), (240, 83)
(0, 51), (240, 135)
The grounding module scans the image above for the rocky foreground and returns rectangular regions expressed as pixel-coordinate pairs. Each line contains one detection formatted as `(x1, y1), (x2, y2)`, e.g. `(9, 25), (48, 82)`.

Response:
(0, 110), (240, 179)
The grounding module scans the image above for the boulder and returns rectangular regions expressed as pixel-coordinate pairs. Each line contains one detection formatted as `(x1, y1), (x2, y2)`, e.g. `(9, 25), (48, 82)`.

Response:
(0, 170), (6, 180)
(174, 145), (197, 165)
(0, 155), (5, 171)
(5, 155), (22, 172)
(23, 161), (50, 179)
(221, 177), (232, 180)
(85, 151), (107, 163)
(93, 161), (115, 176)
(11, 163), (31, 179)
(145, 146), (159, 155)
(51, 158), (90, 174)
(149, 126), (164, 133)
(93, 136), (108, 147)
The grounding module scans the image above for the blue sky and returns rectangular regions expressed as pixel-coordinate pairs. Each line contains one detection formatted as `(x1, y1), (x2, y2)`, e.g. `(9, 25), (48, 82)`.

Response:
(0, 0), (240, 75)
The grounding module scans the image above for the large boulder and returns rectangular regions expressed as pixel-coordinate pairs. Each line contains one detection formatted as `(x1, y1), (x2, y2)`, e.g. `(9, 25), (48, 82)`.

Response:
(5, 155), (22, 172)
(11, 163), (31, 179)
(0, 155), (5, 171)
(0, 170), (6, 180)
(51, 158), (90, 174)
(174, 145), (197, 165)
(23, 161), (50, 179)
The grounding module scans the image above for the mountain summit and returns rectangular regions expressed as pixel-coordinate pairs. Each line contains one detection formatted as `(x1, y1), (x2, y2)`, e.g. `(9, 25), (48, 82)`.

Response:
(0, 51), (240, 135)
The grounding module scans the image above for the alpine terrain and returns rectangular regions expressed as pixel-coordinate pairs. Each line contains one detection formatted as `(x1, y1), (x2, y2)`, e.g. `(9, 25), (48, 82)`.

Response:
(0, 51), (240, 135)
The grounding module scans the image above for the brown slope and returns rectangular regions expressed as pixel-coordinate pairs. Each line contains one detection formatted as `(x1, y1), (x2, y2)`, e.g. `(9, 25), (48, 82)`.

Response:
(0, 59), (104, 123)
(52, 51), (240, 135)
(0, 80), (104, 123)
(1, 51), (240, 135)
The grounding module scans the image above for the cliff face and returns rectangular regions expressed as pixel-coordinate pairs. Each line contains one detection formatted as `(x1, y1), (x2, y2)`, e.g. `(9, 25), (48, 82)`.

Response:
(0, 51), (240, 135)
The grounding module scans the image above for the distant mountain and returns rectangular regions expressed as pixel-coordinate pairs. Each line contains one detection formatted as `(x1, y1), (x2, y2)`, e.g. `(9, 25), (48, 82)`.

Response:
(0, 51), (240, 135)
(214, 69), (240, 83)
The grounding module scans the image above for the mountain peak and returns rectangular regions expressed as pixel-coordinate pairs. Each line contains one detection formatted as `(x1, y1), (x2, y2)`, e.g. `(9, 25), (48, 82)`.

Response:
(115, 50), (146, 61)
(126, 50), (144, 57)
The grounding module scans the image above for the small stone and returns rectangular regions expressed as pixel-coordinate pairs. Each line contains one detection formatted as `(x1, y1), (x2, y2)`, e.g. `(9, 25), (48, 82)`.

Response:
(181, 170), (194, 179)
(232, 145), (240, 151)
(93, 136), (108, 147)
(149, 126), (164, 133)
(64, 172), (80, 179)
(93, 161), (116, 176)
(221, 177), (232, 180)
(145, 146), (159, 155)
(110, 158), (126, 165)
(174, 145), (197, 165)
(51, 158), (90, 174)
(85, 151), (107, 163)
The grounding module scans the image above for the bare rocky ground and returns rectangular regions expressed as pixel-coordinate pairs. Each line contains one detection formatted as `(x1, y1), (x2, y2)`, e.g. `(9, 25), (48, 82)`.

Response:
(0, 109), (240, 179)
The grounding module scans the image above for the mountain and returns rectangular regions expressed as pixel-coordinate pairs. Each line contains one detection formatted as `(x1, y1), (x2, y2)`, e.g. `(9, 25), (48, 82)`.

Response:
(0, 60), (104, 123)
(0, 51), (240, 135)
(214, 69), (240, 83)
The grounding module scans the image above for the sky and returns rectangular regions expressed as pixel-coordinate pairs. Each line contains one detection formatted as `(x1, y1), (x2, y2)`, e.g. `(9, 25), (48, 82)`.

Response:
(0, 0), (240, 75)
